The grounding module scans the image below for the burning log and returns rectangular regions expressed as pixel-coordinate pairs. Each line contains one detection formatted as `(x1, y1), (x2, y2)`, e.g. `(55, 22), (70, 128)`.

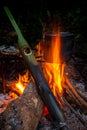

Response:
(0, 80), (44, 130)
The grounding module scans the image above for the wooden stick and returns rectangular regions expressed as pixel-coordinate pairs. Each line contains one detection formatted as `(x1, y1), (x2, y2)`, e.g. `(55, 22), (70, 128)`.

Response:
(76, 89), (87, 102)
(63, 97), (87, 128)
(65, 75), (87, 112)
(64, 85), (81, 106)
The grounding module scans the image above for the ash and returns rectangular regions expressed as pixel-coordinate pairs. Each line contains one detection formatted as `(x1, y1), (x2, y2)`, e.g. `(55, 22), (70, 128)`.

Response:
(37, 106), (87, 130)
(0, 92), (87, 130)
(0, 94), (15, 114)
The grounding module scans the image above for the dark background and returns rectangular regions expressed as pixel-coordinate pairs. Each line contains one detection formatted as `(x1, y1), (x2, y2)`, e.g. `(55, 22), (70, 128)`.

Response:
(0, 0), (87, 52)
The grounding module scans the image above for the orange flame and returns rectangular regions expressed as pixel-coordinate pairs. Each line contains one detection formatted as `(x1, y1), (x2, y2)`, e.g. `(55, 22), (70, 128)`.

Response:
(36, 27), (66, 116)
(43, 63), (65, 96)
(9, 70), (29, 98)
(41, 29), (65, 97)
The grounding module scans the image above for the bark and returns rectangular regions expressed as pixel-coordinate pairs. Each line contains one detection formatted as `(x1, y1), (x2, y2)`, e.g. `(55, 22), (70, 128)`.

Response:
(0, 80), (44, 130)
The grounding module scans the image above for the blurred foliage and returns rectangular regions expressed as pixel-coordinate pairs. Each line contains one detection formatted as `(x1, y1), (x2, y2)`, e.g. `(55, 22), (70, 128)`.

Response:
(60, 8), (87, 54)
(0, 1), (87, 54)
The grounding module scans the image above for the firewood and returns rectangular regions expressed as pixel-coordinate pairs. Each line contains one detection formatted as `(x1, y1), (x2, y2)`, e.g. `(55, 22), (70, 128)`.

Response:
(64, 85), (81, 105)
(63, 97), (87, 128)
(65, 75), (87, 112)
(0, 80), (44, 130)
(76, 89), (87, 102)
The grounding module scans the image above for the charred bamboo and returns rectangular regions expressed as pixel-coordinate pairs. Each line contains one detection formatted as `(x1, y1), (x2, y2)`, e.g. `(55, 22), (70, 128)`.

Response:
(4, 6), (67, 129)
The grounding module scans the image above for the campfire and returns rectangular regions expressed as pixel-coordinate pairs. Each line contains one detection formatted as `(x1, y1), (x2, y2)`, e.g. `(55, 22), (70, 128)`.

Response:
(0, 6), (87, 130)
(0, 30), (87, 130)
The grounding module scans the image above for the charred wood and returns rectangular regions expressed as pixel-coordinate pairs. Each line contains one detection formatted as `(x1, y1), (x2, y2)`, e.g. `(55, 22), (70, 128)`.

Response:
(65, 75), (87, 113)
(76, 89), (87, 102)
(63, 97), (87, 128)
